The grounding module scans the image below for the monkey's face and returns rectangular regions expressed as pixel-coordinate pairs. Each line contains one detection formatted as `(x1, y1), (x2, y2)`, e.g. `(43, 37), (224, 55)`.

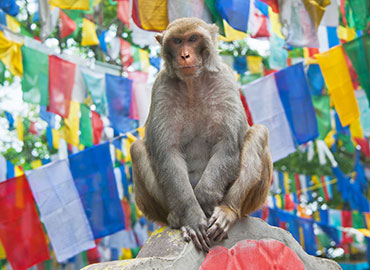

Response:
(165, 32), (205, 78)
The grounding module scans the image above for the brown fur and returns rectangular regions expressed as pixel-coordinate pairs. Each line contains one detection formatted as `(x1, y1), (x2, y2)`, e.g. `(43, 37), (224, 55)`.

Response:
(130, 18), (273, 252)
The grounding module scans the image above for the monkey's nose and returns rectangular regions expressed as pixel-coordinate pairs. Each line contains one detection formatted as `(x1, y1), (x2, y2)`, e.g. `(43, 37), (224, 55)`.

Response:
(181, 52), (190, 60)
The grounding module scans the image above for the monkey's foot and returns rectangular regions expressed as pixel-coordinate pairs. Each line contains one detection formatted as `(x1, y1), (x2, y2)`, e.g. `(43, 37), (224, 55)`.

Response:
(181, 225), (210, 253)
(207, 206), (237, 242)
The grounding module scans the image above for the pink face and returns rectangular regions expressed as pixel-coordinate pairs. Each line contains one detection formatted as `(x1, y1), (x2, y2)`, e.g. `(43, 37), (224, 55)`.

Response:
(168, 33), (204, 77)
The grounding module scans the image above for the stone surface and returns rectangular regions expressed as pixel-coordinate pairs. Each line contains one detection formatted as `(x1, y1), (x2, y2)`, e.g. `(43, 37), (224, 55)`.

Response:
(82, 216), (342, 270)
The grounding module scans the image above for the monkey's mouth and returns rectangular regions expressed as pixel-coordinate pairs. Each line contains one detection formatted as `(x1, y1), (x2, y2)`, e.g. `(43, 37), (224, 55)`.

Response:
(179, 65), (200, 69)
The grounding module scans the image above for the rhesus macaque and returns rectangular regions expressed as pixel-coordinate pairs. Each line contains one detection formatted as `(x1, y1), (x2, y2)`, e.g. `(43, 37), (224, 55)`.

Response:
(130, 17), (272, 252)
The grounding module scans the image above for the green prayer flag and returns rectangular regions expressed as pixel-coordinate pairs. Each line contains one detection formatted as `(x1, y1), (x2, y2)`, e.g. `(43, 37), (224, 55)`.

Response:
(80, 104), (93, 147)
(343, 34), (370, 105)
(131, 247), (141, 258)
(312, 95), (331, 140)
(352, 211), (365, 229)
(81, 71), (108, 116)
(21, 46), (49, 106)
(289, 173), (296, 193)
(0, 61), (5, 85)
(130, 201), (137, 226)
(204, 0), (225, 36)
(348, 0), (370, 31)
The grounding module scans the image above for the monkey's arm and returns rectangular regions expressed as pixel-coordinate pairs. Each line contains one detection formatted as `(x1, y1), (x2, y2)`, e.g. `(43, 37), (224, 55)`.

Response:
(194, 138), (241, 217)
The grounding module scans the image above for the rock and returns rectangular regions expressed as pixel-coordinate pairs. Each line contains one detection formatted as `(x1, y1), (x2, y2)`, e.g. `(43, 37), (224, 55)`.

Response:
(82, 216), (342, 270)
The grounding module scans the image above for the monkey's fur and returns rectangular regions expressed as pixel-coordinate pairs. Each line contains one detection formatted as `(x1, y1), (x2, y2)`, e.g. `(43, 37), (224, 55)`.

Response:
(130, 17), (273, 252)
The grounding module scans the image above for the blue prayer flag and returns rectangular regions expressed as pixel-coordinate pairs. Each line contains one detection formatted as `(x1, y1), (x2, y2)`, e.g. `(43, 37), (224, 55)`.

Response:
(69, 142), (125, 239)
(98, 31), (108, 54)
(6, 160), (14, 179)
(4, 111), (14, 130)
(254, 0), (268, 17)
(0, 0), (20, 16)
(275, 63), (319, 144)
(233, 56), (247, 74)
(307, 64), (325, 96)
(39, 106), (55, 128)
(105, 73), (138, 134)
(216, 0), (251, 32)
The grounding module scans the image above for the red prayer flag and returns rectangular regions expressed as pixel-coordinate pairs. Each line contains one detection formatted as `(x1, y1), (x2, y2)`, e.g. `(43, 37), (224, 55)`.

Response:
(117, 0), (130, 27)
(120, 38), (133, 68)
(250, 13), (270, 39)
(294, 174), (301, 198)
(48, 55), (76, 118)
(341, 210), (353, 247)
(59, 11), (77, 39)
(354, 138), (370, 157)
(29, 121), (38, 135)
(0, 175), (50, 270)
(260, 0), (279, 13)
(240, 90), (254, 126)
(91, 111), (103, 145)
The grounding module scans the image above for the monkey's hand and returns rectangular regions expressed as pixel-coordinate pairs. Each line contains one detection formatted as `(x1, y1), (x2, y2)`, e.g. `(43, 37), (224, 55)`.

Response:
(180, 210), (210, 252)
(194, 186), (223, 218)
(207, 205), (238, 242)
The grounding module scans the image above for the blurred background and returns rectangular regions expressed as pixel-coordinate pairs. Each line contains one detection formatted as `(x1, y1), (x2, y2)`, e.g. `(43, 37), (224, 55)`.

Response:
(0, 0), (369, 269)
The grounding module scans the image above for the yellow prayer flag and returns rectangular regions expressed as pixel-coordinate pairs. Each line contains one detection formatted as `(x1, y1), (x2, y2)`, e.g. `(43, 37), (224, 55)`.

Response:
(121, 248), (133, 259)
(316, 46), (360, 126)
(16, 116), (23, 141)
(135, 0), (168, 31)
(302, 0), (330, 28)
(63, 101), (80, 147)
(299, 226), (305, 248)
(349, 117), (364, 141)
(247, 56), (263, 74)
(6, 15), (20, 33)
(137, 126), (145, 139)
(337, 26), (356, 42)
(219, 20), (247, 42)
(324, 129), (336, 148)
(274, 195), (282, 208)
(52, 129), (60, 149)
(139, 49), (150, 71)
(283, 172), (290, 194)
(81, 18), (99, 46)
(312, 175), (320, 186)
(124, 138), (132, 163)
(0, 241), (5, 259)
(127, 133), (137, 143)
(49, 0), (89, 10)
(0, 31), (23, 77)
(268, 8), (284, 39)
(31, 159), (43, 169)
(116, 148), (124, 162)
(15, 166), (23, 177)
(303, 48), (318, 65)
(357, 229), (370, 237)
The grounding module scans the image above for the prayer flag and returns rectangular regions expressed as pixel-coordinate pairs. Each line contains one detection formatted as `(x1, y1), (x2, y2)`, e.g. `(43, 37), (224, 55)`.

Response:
(316, 46), (360, 126)
(168, 0), (212, 23)
(343, 34), (370, 104)
(26, 160), (95, 262)
(117, 0), (130, 26)
(301, 0), (330, 28)
(269, 34), (288, 70)
(278, 0), (319, 47)
(320, 0), (339, 26)
(0, 155), (6, 182)
(81, 18), (99, 46)
(0, 175), (50, 270)
(204, 0), (225, 35)
(0, 31), (22, 77)
(132, 0), (169, 31)
(48, 55), (76, 118)
(275, 63), (319, 144)
(356, 90), (370, 137)
(49, 0), (90, 10)
(69, 143), (126, 238)
(120, 38), (133, 68)
(71, 66), (87, 103)
(81, 69), (108, 116)
(328, 209), (342, 227)
(6, 15), (20, 33)
(219, 20), (247, 42)
(348, 0), (370, 31)
(246, 56), (263, 74)
(62, 101), (80, 147)
(215, 0), (253, 33)
(242, 75), (296, 162)
(127, 71), (151, 126)
(16, 116), (23, 141)
(59, 10), (76, 38)
(80, 104), (93, 147)
(91, 111), (103, 145)
(105, 73), (138, 133)
(318, 26), (340, 52)
(260, 0), (278, 13)
(21, 46), (49, 106)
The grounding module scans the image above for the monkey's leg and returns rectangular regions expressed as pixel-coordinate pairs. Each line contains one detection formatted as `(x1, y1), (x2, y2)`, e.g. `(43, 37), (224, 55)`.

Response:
(130, 139), (169, 225)
(207, 124), (273, 241)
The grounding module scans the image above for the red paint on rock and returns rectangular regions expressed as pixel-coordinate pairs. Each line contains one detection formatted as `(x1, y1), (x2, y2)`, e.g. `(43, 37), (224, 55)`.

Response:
(199, 239), (304, 270)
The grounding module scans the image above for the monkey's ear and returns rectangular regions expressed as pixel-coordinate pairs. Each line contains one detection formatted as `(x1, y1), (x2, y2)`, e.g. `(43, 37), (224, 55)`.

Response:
(155, 33), (163, 45)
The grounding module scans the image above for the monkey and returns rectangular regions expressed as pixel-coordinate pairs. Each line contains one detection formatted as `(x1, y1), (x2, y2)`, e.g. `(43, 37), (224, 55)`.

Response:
(130, 17), (273, 252)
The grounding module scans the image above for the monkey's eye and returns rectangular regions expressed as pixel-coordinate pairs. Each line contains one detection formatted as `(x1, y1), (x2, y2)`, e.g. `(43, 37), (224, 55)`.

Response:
(189, 35), (198, 42)
(173, 38), (182, 44)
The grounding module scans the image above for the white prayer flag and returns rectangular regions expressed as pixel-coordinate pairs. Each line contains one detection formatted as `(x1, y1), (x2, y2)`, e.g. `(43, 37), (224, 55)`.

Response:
(26, 159), (95, 262)
(242, 75), (296, 162)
